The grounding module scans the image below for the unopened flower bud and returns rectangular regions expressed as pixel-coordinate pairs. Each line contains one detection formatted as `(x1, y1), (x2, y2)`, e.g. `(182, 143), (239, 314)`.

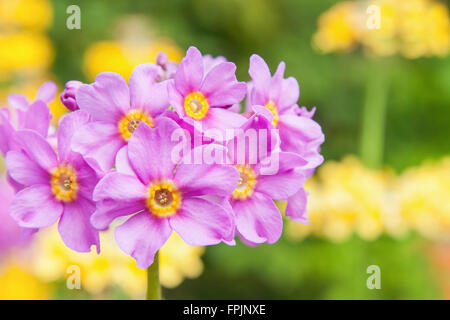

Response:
(60, 81), (83, 111)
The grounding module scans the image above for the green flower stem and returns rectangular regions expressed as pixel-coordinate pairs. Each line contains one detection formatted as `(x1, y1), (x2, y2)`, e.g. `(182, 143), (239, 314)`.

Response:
(359, 60), (390, 169)
(146, 251), (162, 300)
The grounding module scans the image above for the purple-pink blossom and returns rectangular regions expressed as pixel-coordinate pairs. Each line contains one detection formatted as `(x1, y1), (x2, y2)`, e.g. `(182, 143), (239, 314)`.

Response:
(247, 54), (325, 224)
(6, 111), (100, 253)
(247, 54), (324, 174)
(0, 47), (325, 268)
(225, 111), (308, 244)
(72, 63), (171, 173)
(91, 118), (238, 268)
(168, 46), (247, 133)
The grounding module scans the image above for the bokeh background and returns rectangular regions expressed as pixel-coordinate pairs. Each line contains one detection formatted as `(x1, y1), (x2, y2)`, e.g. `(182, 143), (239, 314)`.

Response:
(1, 0), (449, 299)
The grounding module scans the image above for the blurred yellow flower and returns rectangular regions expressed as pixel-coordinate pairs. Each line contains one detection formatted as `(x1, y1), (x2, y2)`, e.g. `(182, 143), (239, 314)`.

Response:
(83, 15), (182, 81)
(287, 156), (450, 243)
(397, 158), (450, 240)
(313, 0), (450, 58)
(30, 226), (204, 298)
(83, 39), (182, 81)
(287, 156), (402, 243)
(313, 2), (362, 53)
(0, 0), (52, 31)
(0, 32), (53, 75)
(160, 233), (205, 289)
(0, 262), (50, 300)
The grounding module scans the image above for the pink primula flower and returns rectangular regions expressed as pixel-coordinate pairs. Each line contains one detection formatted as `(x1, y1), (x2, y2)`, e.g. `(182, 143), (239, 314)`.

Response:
(6, 111), (100, 253)
(247, 54), (324, 172)
(225, 111), (308, 244)
(91, 118), (239, 268)
(168, 46), (247, 133)
(72, 63), (171, 173)
(247, 55), (325, 224)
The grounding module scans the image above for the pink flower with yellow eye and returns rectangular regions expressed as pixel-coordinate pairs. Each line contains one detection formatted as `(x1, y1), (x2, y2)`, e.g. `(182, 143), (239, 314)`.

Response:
(91, 118), (238, 268)
(247, 54), (324, 172)
(168, 46), (247, 133)
(72, 63), (171, 173)
(247, 55), (325, 224)
(6, 111), (100, 253)
(225, 110), (308, 244)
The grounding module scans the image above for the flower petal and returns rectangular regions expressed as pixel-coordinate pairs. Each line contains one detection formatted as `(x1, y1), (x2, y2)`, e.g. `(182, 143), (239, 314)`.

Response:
(57, 110), (90, 162)
(115, 145), (135, 176)
(91, 199), (146, 230)
(14, 129), (58, 171)
(203, 108), (247, 131)
(268, 61), (285, 103)
(169, 197), (233, 246)
(5, 151), (50, 186)
(93, 172), (147, 202)
(76, 72), (129, 122)
(23, 100), (51, 137)
(175, 162), (239, 197)
(0, 112), (16, 155)
(278, 115), (325, 155)
(36, 81), (57, 103)
(277, 77), (300, 111)
(127, 118), (181, 184)
(256, 169), (304, 200)
(255, 152), (306, 200)
(174, 46), (204, 95)
(129, 63), (169, 117)
(71, 121), (125, 173)
(69, 152), (99, 200)
(249, 54), (271, 95)
(226, 109), (279, 165)
(202, 62), (235, 94)
(286, 188), (309, 224)
(115, 212), (172, 269)
(206, 81), (247, 108)
(167, 80), (185, 116)
(10, 185), (63, 228)
(58, 197), (100, 253)
(7, 94), (29, 111)
(232, 192), (282, 244)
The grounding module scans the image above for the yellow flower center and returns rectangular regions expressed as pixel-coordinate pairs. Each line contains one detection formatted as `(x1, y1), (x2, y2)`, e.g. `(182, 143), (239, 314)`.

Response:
(146, 180), (182, 217)
(50, 164), (78, 203)
(118, 109), (154, 141)
(184, 91), (209, 120)
(265, 100), (279, 127)
(232, 165), (257, 200)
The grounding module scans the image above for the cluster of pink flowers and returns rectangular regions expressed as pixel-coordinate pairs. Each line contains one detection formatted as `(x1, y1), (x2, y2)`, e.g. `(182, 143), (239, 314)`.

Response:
(0, 46), (324, 268)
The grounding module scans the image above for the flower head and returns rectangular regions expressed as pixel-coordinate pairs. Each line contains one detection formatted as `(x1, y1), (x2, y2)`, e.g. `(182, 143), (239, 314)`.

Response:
(168, 46), (247, 133)
(72, 63), (171, 173)
(247, 54), (324, 176)
(91, 118), (239, 268)
(313, 0), (450, 58)
(225, 111), (308, 244)
(6, 111), (100, 252)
